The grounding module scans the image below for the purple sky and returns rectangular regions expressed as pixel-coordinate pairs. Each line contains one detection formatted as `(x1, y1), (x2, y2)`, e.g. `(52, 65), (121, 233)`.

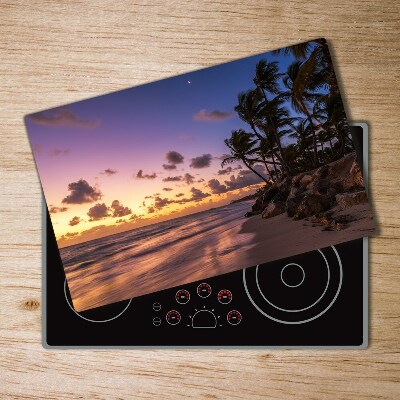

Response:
(25, 45), (304, 246)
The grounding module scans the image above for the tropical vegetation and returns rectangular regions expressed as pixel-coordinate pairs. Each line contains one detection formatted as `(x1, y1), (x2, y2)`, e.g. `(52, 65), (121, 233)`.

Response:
(222, 39), (354, 183)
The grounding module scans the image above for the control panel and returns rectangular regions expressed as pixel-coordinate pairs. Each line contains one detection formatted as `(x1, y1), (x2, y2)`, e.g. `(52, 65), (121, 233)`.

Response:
(152, 282), (242, 328)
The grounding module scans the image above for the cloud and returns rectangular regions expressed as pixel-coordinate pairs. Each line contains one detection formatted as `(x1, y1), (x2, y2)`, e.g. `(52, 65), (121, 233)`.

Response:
(48, 148), (70, 156)
(60, 225), (106, 242)
(49, 206), (68, 214)
(217, 167), (233, 175)
(162, 176), (182, 182)
(163, 187), (173, 191)
(183, 173), (195, 184)
(224, 167), (265, 191)
(144, 195), (153, 199)
(193, 109), (234, 122)
(175, 193), (185, 197)
(147, 206), (155, 214)
(129, 214), (140, 220)
(136, 170), (157, 179)
(27, 107), (100, 129)
(190, 154), (212, 169)
(69, 216), (82, 226)
(190, 187), (211, 201)
(165, 150), (184, 165)
(100, 168), (117, 176)
(87, 203), (110, 221)
(175, 187), (211, 204)
(60, 232), (80, 240)
(62, 179), (102, 204)
(208, 166), (265, 194)
(115, 218), (128, 224)
(208, 178), (229, 194)
(197, 178), (205, 183)
(154, 196), (174, 209)
(162, 164), (177, 170)
(110, 200), (132, 217)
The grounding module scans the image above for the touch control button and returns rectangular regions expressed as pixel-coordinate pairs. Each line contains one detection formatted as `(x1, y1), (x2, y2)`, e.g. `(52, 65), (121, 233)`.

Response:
(153, 317), (161, 326)
(166, 310), (181, 325)
(197, 283), (212, 298)
(153, 302), (161, 311)
(227, 310), (242, 325)
(175, 289), (190, 304)
(218, 289), (232, 304)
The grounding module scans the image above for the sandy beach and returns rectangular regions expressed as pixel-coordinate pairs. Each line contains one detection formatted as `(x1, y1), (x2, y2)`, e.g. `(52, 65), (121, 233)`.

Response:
(239, 202), (374, 264)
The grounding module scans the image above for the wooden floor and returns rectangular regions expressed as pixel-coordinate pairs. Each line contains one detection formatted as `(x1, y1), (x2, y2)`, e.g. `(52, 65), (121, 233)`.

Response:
(0, 1), (399, 399)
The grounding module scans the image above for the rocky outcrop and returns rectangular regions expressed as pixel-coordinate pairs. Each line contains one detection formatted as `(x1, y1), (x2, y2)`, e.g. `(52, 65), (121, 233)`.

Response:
(293, 194), (330, 220)
(310, 211), (355, 231)
(247, 152), (368, 223)
(286, 193), (305, 218)
(335, 190), (368, 210)
(261, 201), (286, 219)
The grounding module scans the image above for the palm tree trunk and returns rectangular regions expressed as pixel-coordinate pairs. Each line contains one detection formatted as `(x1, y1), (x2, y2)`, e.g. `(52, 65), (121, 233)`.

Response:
(271, 153), (279, 176)
(319, 138), (326, 164)
(261, 154), (273, 182)
(301, 104), (319, 167)
(255, 88), (293, 176)
(249, 124), (291, 176)
(242, 159), (269, 183)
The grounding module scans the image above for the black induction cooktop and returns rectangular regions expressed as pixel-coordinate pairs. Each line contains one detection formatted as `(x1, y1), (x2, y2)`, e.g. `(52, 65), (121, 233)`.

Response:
(43, 123), (369, 348)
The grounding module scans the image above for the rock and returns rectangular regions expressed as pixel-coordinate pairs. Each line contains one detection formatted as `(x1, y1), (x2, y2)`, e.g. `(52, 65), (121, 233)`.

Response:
(293, 194), (330, 220)
(314, 164), (329, 179)
(252, 186), (279, 213)
(272, 186), (291, 203)
(299, 174), (313, 187)
(335, 190), (368, 210)
(261, 201), (286, 219)
(276, 177), (291, 190)
(306, 178), (331, 195)
(291, 172), (307, 186)
(287, 185), (306, 200)
(326, 180), (345, 199)
(349, 160), (364, 188)
(286, 193), (305, 218)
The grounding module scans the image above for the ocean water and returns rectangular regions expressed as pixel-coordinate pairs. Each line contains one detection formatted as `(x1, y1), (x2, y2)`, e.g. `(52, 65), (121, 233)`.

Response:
(61, 200), (256, 311)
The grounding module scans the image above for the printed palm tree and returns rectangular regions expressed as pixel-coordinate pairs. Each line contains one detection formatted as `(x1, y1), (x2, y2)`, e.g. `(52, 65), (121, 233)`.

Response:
(281, 60), (320, 167)
(234, 89), (264, 137)
(252, 60), (294, 176)
(274, 38), (339, 94)
(288, 118), (314, 168)
(254, 132), (281, 180)
(234, 89), (292, 176)
(313, 93), (353, 156)
(222, 129), (269, 183)
(224, 42), (352, 184)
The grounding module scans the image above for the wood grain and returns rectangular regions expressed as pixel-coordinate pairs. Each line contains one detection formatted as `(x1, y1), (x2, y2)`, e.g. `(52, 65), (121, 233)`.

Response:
(0, 1), (399, 398)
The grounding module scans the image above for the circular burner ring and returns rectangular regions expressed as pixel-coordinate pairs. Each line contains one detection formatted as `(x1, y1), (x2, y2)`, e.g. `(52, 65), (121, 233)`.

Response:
(280, 263), (305, 288)
(255, 250), (330, 313)
(243, 246), (343, 325)
(64, 279), (132, 323)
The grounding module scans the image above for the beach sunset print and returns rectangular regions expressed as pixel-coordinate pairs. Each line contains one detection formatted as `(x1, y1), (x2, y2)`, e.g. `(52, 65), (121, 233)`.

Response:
(26, 39), (374, 311)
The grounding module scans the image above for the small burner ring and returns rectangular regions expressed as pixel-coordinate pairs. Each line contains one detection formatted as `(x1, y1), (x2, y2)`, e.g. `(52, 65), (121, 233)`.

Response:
(280, 263), (305, 288)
